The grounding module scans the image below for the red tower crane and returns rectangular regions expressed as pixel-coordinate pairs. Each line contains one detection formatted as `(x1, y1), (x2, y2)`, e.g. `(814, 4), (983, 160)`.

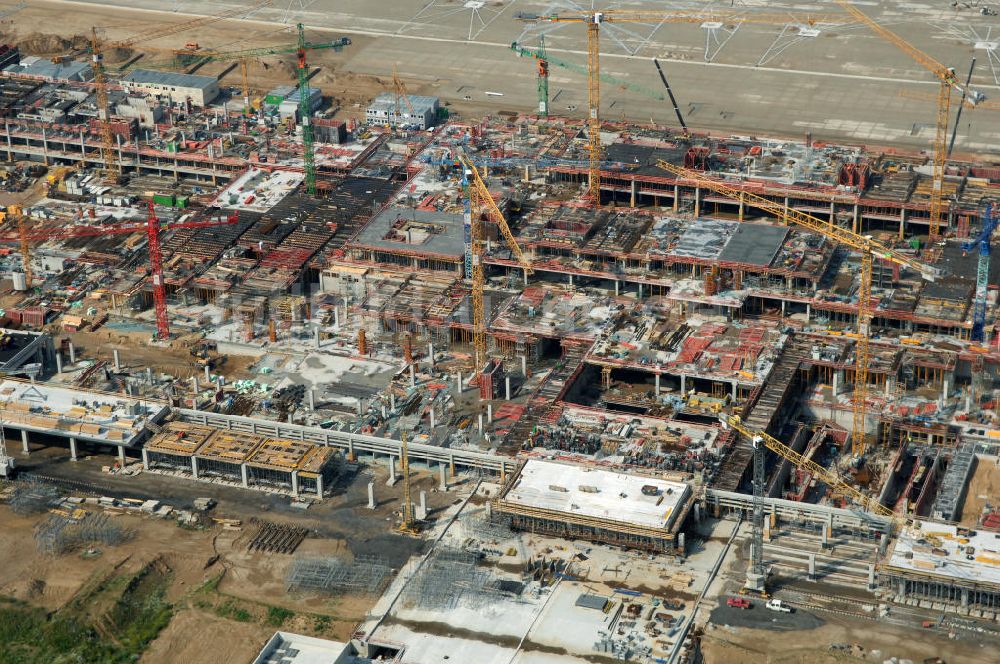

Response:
(8, 203), (238, 340)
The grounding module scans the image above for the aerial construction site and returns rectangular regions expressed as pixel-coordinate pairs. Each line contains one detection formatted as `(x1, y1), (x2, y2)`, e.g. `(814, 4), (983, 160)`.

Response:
(1, 1), (1000, 663)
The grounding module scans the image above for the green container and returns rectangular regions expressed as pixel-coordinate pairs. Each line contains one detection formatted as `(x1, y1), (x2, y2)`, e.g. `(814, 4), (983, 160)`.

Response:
(175, 196), (189, 209)
(152, 193), (175, 206)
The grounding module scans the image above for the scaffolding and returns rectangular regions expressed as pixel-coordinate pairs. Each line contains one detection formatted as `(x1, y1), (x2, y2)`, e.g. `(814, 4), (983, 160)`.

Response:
(399, 547), (522, 611)
(8, 477), (61, 515)
(285, 555), (391, 595)
(34, 512), (133, 555)
(930, 443), (976, 521)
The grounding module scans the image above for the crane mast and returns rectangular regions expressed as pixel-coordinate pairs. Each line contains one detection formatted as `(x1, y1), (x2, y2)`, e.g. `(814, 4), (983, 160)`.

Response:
(296, 23), (317, 197)
(657, 160), (941, 456)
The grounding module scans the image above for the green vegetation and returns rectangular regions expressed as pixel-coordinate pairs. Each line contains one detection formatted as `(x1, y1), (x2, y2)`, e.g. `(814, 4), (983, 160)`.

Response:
(0, 560), (176, 664)
(267, 606), (295, 627)
(215, 599), (253, 622)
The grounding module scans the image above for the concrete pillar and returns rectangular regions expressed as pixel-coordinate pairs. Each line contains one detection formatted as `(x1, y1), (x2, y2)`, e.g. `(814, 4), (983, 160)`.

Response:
(20, 429), (28, 454)
(146, 367), (153, 385)
(409, 363), (416, 386)
(390, 392), (396, 411)
(805, 303), (811, 323)
(192, 376), (199, 393)
(367, 482), (376, 509)
(191, 456), (199, 479)
(69, 437), (78, 461)
(439, 464), (448, 491)
(387, 456), (397, 485)
(731, 381), (738, 401)
(868, 564), (877, 591)
(808, 553), (816, 581)
(315, 474), (324, 501)
(677, 532), (685, 556)
(113, 349), (121, 371)
(520, 355), (527, 376)
(614, 280), (620, 296)
(314, 327), (321, 348)
(487, 402), (493, 422)
(428, 341), (434, 366)
(961, 587), (969, 607)
(693, 502), (701, 524)
(568, 273), (574, 287)
(356, 398), (365, 415)
(654, 372), (661, 395)
(55, 352), (62, 374)
(204, 364), (211, 382)
(308, 389), (315, 411)
(417, 490), (427, 520)
(429, 407), (436, 429)
(832, 370), (842, 395)
(68, 342), (76, 364)
(943, 374), (951, 401)
(141, 447), (149, 470)
(478, 412), (484, 434)
(291, 470), (299, 498)
(505, 375), (511, 400)
(680, 374), (686, 394)
(241, 463), (249, 488)
(333, 306), (340, 329)
(455, 373), (462, 394)
(630, 178), (637, 207)
(821, 524), (829, 549)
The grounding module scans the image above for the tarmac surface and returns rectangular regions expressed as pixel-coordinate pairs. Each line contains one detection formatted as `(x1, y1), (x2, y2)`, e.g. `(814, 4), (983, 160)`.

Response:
(58, 0), (1000, 155)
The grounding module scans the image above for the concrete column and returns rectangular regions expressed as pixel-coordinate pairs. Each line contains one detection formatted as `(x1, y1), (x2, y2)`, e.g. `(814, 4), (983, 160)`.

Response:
(290, 470), (299, 498)
(439, 464), (448, 491)
(568, 273), (574, 287)
(832, 370), (842, 395)
(113, 349), (121, 371)
(680, 374), (686, 394)
(614, 280), (620, 296)
(455, 373), (462, 394)
(356, 398), (365, 415)
(428, 341), (434, 366)
(673, 184), (679, 211)
(417, 490), (427, 520)
(69, 437), (78, 461)
(731, 381), (738, 401)
(808, 553), (816, 581)
(505, 375), (511, 400)
(943, 374), (951, 401)
(477, 412), (484, 434)
(387, 457), (397, 485)
(805, 303), (811, 323)
(68, 342), (76, 364)
(192, 376), (199, 393)
(630, 178), (637, 207)
(21, 429), (28, 454)
(654, 372), (661, 396)
(821, 524), (829, 549)
(146, 367), (154, 385)
(241, 463), (249, 487)
(638, 282), (643, 299)
(677, 532), (685, 555)
(429, 407), (436, 429)
(487, 403), (493, 422)
(141, 447), (149, 470)
(409, 364), (416, 386)
(347, 438), (355, 461)
(55, 352), (62, 374)
(868, 564), (877, 591)
(204, 364), (211, 382)
(390, 392), (396, 411)
(520, 355), (527, 376)
(333, 306), (340, 329)
(693, 502), (701, 524)
(308, 389), (315, 411)
(315, 474), (324, 501)
(191, 456), (199, 479)
(693, 185), (700, 216)
(961, 587), (969, 607)
(314, 327), (321, 348)
(367, 482), (376, 509)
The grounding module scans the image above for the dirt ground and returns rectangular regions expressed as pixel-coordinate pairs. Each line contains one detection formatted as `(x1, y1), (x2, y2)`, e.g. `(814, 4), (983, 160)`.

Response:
(0, 0), (441, 123)
(0, 447), (459, 660)
(959, 456), (1000, 526)
(700, 613), (995, 664)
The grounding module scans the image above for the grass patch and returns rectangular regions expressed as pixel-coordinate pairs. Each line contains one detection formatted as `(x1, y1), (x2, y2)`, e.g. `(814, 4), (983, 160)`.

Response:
(267, 606), (294, 627)
(215, 599), (253, 623)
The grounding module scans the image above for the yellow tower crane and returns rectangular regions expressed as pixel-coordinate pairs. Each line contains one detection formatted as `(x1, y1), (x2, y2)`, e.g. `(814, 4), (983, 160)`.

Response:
(88, 0), (273, 182)
(656, 161), (941, 456)
(392, 64), (415, 127)
(834, 0), (977, 240)
(459, 154), (533, 378)
(516, 9), (845, 203)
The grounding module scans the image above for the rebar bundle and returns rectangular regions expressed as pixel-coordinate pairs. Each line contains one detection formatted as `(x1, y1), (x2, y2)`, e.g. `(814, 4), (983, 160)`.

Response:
(400, 547), (520, 611)
(8, 478), (61, 515)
